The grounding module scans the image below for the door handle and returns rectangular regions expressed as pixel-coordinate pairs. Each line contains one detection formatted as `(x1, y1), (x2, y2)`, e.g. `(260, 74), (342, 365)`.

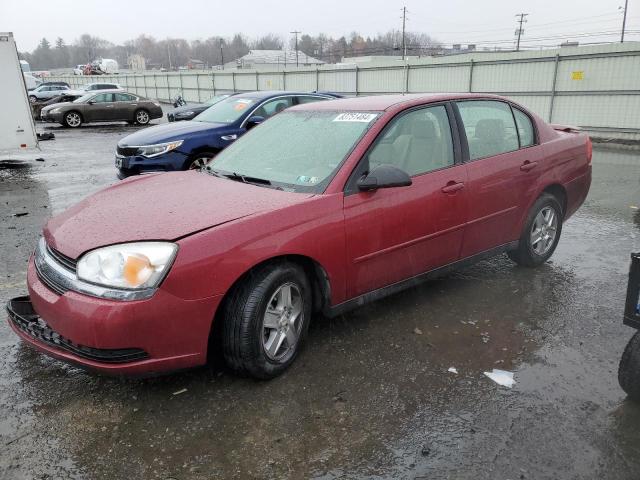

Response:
(520, 160), (538, 171)
(441, 181), (465, 194)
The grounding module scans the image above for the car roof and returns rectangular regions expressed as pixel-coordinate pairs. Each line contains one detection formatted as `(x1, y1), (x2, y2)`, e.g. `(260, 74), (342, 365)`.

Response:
(291, 93), (507, 112)
(230, 90), (337, 100)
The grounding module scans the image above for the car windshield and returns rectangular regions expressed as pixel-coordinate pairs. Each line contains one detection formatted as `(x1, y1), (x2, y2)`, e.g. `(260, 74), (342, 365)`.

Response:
(74, 93), (94, 103)
(209, 110), (380, 192)
(193, 96), (259, 124)
(204, 95), (228, 106)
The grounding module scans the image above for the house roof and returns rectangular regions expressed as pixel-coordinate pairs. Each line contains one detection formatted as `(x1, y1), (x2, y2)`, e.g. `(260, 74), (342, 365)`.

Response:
(235, 50), (324, 65)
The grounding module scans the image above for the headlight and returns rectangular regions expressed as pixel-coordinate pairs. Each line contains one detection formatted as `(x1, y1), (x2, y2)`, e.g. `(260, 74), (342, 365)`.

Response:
(176, 111), (194, 117)
(136, 140), (183, 158)
(49, 107), (61, 113)
(77, 242), (178, 290)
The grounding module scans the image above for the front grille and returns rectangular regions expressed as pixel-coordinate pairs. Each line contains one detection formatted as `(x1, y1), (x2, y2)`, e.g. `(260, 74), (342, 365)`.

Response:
(116, 145), (139, 156)
(46, 245), (76, 271)
(7, 296), (149, 364)
(35, 259), (69, 295)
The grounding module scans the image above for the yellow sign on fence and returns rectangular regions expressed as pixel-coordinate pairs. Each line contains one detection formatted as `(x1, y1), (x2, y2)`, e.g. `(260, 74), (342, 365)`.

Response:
(571, 71), (584, 80)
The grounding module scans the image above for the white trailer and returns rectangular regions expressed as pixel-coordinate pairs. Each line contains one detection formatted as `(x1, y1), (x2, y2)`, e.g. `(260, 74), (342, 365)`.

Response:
(0, 32), (38, 150)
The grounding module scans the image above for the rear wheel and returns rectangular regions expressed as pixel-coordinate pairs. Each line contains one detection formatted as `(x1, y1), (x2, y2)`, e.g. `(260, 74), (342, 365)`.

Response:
(63, 111), (82, 128)
(222, 262), (312, 379)
(29, 95), (37, 103)
(619, 332), (640, 402)
(134, 109), (150, 125)
(508, 193), (563, 267)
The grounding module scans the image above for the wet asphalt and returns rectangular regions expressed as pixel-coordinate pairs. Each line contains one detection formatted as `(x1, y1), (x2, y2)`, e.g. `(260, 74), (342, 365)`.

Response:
(0, 118), (639, 480)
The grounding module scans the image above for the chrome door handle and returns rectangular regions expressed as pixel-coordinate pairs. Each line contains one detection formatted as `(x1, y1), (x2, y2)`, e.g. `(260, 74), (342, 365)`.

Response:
(520, 160), (538, 171)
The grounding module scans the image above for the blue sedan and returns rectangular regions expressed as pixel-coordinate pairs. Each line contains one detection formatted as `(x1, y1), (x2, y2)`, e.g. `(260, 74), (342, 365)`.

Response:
(115, 91), (339, 178)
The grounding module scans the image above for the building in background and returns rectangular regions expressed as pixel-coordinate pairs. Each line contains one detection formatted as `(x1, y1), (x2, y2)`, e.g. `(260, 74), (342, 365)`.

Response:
(225, 50), (324, 70)
(128, 54), (146, 71)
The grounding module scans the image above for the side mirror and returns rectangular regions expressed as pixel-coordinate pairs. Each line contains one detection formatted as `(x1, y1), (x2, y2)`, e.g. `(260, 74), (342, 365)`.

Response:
(87, 100), (96, 105)
(357, 164), (412, 191)
(246, 115), (265, 129)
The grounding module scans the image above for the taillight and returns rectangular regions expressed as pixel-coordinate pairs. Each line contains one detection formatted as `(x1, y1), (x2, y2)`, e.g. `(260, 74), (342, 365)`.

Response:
(586, 136), (593, 164)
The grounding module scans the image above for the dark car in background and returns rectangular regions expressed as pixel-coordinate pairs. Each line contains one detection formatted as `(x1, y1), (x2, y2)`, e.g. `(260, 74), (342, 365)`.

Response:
(40, 91), (163, 128)
(115, 91), (339, 177)
(168, 94), (232, 122)
(31, 92), (84, 120)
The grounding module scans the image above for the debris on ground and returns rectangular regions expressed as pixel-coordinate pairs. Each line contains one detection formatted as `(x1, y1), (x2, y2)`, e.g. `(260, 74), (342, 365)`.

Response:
(35, 158), (45, 162)
(413, 327), (423, 335)
(448, 367), (458, 374)
(12, 212), (29, 217)
(483, 369), (515, 388)
(172, 388), (188, 396)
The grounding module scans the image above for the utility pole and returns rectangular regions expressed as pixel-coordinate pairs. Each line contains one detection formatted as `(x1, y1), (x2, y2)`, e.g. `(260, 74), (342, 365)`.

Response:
(401, 6), (407, 60)
(220, 40), (224, 70)
(515, 13), (528, 51)
(290, 30), (301, 67)
(621, 0), (629, 42)
(167, 42), (172, 70)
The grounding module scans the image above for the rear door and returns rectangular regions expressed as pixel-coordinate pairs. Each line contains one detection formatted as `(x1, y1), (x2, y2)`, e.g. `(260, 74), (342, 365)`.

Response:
(454, 99), (543, 257)
(113, 93), (138, 120)
(343, 103), (468, 298)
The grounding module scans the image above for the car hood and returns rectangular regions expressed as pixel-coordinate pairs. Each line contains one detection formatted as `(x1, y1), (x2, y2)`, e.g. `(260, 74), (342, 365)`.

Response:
(42, 102), (72, 111)
(44, 171), (313, 259)
(118, 120), (226, 145)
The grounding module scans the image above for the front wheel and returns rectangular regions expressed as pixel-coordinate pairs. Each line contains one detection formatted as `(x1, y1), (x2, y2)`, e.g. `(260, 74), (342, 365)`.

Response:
(63, 111), (82, 128)
(508, 193), (563, 267)
(619, 332), (640, 402)
(186, 152), (216, 170)
(222, 262), (312, 379)
(29, 95), (37, 103)
(134, 109), (150, 125)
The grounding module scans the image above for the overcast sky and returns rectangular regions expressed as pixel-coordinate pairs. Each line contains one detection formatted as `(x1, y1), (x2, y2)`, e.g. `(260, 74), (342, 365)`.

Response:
(2, 0), (637, 52)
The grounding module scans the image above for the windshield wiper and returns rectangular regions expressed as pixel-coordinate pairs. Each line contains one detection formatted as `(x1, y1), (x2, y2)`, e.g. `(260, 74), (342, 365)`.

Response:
(224, 172), (272, 186)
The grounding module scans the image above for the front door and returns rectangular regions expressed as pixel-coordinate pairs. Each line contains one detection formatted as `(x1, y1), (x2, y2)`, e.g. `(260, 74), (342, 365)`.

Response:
(343, 104), (468, 298)
(84, 92), (117, 122)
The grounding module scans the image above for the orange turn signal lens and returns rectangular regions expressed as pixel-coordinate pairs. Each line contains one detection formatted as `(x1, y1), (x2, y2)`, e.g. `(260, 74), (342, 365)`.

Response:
(123, 254), (153, 287)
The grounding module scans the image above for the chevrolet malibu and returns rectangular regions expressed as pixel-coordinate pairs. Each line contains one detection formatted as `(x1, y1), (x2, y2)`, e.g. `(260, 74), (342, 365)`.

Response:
(7, 93), (592, 379)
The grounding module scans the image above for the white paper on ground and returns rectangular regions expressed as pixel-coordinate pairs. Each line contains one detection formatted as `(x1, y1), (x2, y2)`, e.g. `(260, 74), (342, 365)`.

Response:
(448, 367), (458, 374)
(483, 369), (515, 388)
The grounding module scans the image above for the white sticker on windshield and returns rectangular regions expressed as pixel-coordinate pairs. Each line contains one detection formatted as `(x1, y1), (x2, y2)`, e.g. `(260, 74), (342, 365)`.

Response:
(333, 112), (377, 123)
(235, 99), (252, 104)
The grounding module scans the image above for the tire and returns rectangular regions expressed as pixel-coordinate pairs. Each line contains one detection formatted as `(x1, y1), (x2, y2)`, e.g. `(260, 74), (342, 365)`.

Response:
(508, 193), (563, 267)
(186, 152), (217, 170)
(134, 109), (150, 125)
(222, 262), (312, 379)
(63, 111), (82, 128)
(619, 331), (640, 402)
(29, 95), (37, 103)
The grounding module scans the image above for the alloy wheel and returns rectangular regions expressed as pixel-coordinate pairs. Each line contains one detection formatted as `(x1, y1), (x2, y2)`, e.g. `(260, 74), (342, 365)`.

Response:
(136, 111), (149, 124)
(188, 156), (214, 169)
(530, 206), (558, 255)
(66, 112), (81, 127)
(262, 283), (304, 362)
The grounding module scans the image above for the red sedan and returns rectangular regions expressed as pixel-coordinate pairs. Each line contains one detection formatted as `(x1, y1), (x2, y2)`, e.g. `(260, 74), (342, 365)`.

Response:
(7, 93), (592, 378)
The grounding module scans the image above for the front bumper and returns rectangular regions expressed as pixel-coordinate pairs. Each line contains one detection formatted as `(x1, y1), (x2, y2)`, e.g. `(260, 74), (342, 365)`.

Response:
(116, 150), (189, 179)
(7, 257), (222, 376)
(40, 110), (64, 123)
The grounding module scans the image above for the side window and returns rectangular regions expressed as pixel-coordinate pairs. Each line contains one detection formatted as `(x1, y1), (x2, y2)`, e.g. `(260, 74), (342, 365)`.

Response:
(91, 93), (113, 103)
(253, 97), (294, 119)
(367, 105), (455, 177)
(115, 93), (135, 102)
(512, 108), (535, 148)
(457, 100), (519, 160)
(296, 95), (329, 105)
